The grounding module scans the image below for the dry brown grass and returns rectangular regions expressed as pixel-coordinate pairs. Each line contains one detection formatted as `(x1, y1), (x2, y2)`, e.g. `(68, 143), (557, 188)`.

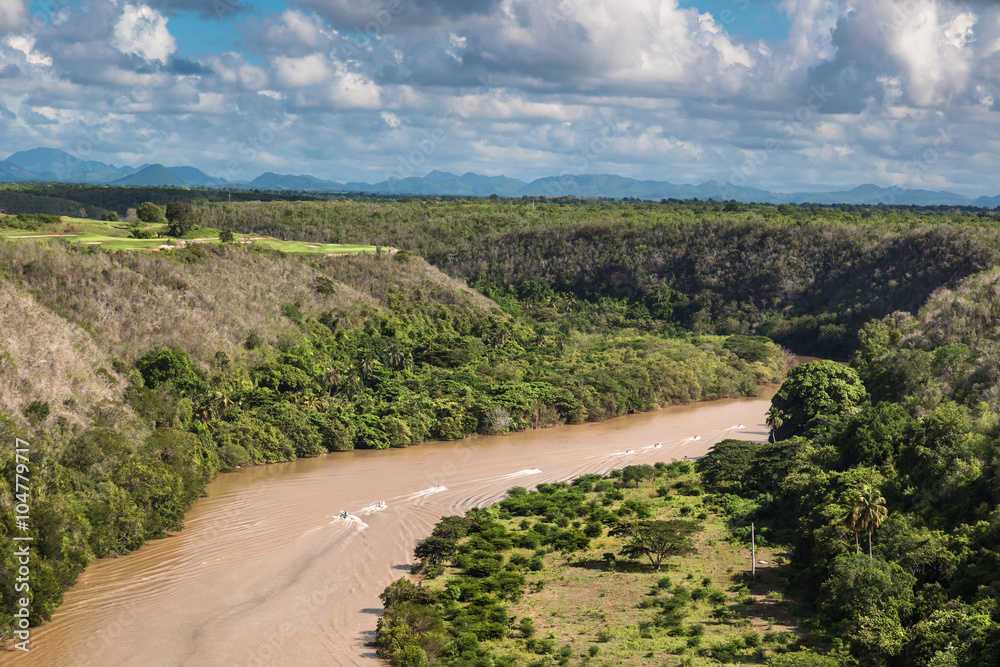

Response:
(0, 239), (496, 431)
(0, 281), (132, 431)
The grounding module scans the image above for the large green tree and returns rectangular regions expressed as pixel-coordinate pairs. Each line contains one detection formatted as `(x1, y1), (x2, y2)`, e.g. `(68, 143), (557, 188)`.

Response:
(165, 200), (196, 237)
(610, 519), (700, 571)
(136, 201), (164, 224)
(770, 360), (868, 441)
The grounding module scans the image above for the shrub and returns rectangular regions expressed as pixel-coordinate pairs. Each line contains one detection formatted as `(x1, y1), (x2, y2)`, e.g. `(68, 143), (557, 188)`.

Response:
(23, 400), (50, 425)
(709, 590), (728, 605)
(135, 345), (202, 394)
(687, 623), (705, 636)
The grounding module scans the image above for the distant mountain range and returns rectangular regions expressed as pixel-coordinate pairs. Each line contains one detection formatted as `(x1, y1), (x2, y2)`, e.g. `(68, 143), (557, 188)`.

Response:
(3, 147), (999, 207)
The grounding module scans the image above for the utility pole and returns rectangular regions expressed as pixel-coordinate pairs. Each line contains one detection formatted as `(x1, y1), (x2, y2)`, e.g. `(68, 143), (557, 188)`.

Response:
(751, 522), (756, 581)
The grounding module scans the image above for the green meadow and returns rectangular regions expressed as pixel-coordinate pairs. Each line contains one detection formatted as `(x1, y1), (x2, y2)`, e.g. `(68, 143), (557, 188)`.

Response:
(0, 214), (378, 255)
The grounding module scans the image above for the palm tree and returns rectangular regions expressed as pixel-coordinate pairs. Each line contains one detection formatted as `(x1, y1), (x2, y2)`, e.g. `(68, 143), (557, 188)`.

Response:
(844, 503), (862, 554)
(765, 406), (784, 442)
(383, 345), (410, 371)
(852, 485), (888, 557)
(323, 367), (342, 395)
(197, 390), (232, 431)
(359, 357), (376, 382)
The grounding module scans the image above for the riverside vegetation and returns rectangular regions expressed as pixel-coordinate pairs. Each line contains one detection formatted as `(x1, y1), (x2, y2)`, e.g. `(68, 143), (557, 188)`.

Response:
(5, 194), (1000, 664)
(379, 275), (1000, 665)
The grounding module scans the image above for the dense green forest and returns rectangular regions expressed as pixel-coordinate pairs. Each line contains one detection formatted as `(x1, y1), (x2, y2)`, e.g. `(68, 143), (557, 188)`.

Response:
(0, 183), (322, 219)
(685, 276), (1000, 665)
(0, 234), (785, 640)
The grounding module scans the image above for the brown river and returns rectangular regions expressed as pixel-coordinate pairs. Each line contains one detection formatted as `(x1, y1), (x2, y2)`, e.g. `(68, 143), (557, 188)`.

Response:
(3, 388), (778, 666)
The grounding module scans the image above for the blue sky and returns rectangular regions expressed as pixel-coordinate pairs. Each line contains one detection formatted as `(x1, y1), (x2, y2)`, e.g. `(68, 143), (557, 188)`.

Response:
(678, 1), (790, 41)
(1, 1), (999, 195)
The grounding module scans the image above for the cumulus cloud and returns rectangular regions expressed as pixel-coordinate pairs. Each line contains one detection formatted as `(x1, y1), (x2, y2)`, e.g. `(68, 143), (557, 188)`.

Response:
(111, 4), (178, 64)
(6, 36), (53, 67)
(5, 0), (1000, 195)
(273, 53), (333, 88)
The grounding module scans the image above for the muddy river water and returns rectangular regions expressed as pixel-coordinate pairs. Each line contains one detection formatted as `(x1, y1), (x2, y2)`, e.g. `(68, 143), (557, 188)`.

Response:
(3, 387), (778, 666)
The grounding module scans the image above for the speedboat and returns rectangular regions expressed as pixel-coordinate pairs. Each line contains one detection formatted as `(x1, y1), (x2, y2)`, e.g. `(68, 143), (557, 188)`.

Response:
(653, 443), (662, 448)
(625, 449), (633, 453)
(692, 435), (701, 440)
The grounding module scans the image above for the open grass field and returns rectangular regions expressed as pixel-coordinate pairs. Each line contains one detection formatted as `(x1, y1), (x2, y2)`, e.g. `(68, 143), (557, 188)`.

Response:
(416, 468), (821, 666)
(0, 214), (378, 255)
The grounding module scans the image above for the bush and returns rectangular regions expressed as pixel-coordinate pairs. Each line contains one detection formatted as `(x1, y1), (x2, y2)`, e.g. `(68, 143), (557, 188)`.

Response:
(136, 345), (203, 394)
(23, 400), (50, 425)
(708, 590), (728, 605)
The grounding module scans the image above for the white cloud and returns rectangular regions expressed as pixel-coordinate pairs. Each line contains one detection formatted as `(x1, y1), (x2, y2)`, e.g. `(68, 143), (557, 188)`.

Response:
(273, 53), (332, 88)
(205, 52), (269, 91)
(0, 0), (26, 30)
(327, 63), (382, 108)
(6, 36), (53, 67)
(260, 9), (332, 54)
(111, 4), (177, 65)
